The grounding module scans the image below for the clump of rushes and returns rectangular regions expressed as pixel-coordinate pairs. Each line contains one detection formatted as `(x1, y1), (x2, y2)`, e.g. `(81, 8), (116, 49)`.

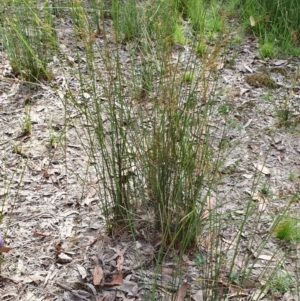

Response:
(273, 217), (300, 242)
(3, 1), (57, 82)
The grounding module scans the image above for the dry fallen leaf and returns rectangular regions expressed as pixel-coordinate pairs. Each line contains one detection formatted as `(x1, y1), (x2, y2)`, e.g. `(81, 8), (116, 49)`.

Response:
(247, 192), (268, 212)
(93, 265), (103, 286)
(77, 264), (87, 280)
(104, 272), (123, 286)
(258, 254), (274, 261)
(258, 199), (268, 212)
(56, 253), (72, 264)
(162, 267), (175, 275)
(0, 246), (12, 253)
(173, 282), (188, 301)
(253, 163), (270, 175)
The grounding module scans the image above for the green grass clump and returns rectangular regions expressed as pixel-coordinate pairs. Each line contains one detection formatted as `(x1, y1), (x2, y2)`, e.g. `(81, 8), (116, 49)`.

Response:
(273, 217), (300, 242)
(173, 22), (189, 45)
(269, 271), (293, 294)
(259, 42), (276, 58)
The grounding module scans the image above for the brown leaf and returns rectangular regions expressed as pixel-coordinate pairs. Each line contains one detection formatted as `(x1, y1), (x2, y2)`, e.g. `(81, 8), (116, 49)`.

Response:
(93, 265), (103, 286)
(0, 246), (12, 253)
(162, 267), (175, 275)
(173, 282), (188, 301)
(105, 272), (123, 286)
